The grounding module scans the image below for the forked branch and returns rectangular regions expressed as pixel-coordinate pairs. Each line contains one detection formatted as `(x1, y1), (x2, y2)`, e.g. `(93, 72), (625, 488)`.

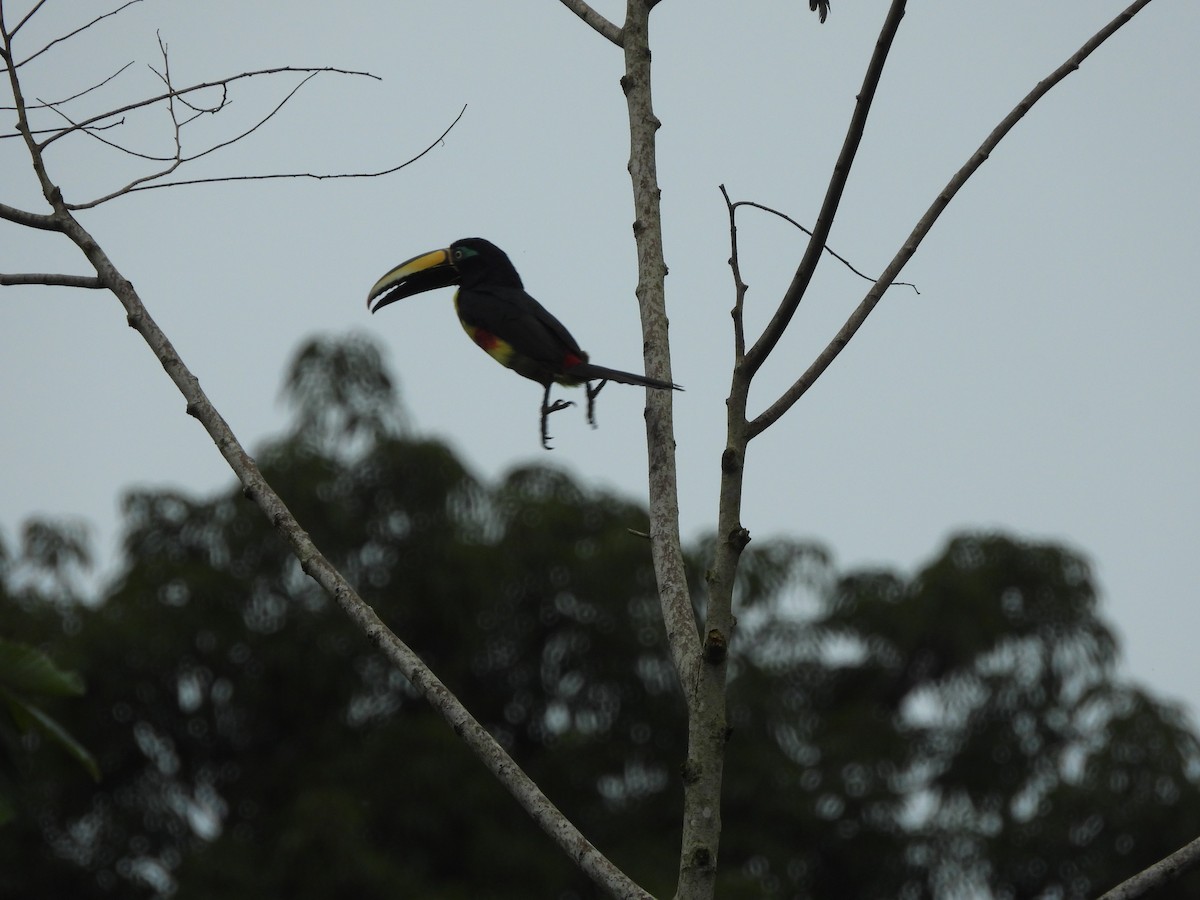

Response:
(742, 0), (907, 378)
(747, 0), (1155, 440)
(727, 196), (919, 296)
(34, 65), (380, 151)
(556, 0), (623, 46)
(7, 0), (144, 68)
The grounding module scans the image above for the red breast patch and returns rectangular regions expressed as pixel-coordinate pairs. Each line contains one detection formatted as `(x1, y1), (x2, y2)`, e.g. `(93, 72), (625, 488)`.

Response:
(473, 329), (500, 351)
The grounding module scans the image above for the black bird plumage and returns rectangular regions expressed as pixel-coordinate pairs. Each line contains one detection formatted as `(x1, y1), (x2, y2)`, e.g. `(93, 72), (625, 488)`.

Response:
(367, 238), (680, 448)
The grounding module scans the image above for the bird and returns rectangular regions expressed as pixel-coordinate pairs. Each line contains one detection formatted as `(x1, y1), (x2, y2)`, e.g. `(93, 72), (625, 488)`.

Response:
(366, 237), (680, 449)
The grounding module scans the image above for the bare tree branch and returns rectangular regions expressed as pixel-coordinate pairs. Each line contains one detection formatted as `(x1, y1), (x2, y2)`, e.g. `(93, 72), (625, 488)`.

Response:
(57, 40), (352, 208)
(557, 0), (623, 46)
(1, 272), (103, 289)
(0, 200), (58, 230)
(742, 0), (907, 379)
(12, 0), (144, 69)
(720, 185), (749, 361)
(65, 103), (468, 207)
(9, 0), (50, 40)
(31, 35), (193, 173)
(747, 0), (1155, 440)
(730, 195), (920, 294)
(1, 117), (127, 140)
(0, 60), (135, 112)
(1097, 833), (1200, 900)
(36, 65), (380, 151)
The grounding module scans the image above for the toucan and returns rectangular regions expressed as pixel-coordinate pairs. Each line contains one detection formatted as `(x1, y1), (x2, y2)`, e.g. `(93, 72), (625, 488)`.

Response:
(367, 237), (680, 448)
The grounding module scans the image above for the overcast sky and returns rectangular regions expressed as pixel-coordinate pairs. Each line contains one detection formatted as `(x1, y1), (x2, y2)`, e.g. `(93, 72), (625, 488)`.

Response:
(3, 2), (1197, 720)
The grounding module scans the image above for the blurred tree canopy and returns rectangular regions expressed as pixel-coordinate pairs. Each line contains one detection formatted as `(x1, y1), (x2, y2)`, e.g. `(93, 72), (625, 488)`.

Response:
(3, 334), (1198, 899)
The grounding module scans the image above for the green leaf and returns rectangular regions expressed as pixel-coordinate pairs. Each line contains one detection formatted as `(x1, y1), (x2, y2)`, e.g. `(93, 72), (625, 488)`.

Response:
(0, 637), (85, 698)
(0, 686), (99, 781)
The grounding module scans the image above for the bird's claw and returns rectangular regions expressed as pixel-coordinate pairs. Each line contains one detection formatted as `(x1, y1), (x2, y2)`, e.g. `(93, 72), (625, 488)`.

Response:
(540, 397), (575, 449)
(585, 379), (608, 428)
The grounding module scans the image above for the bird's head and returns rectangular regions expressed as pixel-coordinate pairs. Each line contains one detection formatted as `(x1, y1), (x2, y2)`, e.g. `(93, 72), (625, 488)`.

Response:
(367, 237), (523, 313)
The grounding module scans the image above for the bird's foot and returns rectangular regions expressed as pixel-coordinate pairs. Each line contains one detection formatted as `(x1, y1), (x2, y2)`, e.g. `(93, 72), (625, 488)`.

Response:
(585, 380), (608, 428)
(540, 398), (575, 449)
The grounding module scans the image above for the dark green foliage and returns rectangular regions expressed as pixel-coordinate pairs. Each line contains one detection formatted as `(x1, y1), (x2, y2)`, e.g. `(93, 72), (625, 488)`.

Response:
(3, 334), (1198, 899)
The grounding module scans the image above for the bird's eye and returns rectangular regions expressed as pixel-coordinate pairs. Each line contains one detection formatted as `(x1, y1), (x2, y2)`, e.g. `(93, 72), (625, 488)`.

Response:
(452, 249), (463, 261)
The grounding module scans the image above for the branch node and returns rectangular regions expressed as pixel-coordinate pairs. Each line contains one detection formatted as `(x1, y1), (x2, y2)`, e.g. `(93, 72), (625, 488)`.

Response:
(184, 402), (201, 419)
(727, 526), (751, 553)
(703, 628), (728, 665)
(720, 447), (741, 475)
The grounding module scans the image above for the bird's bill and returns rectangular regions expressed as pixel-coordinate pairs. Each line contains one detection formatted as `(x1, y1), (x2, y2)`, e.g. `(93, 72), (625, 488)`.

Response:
(366, 248), (459, 313)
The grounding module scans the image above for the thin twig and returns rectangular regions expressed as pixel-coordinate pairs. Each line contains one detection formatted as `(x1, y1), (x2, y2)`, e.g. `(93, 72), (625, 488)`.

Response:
(0, 60), (135, 110)
(748, 0), (1156, 440)
(556, 0), (623, 46)
(37, 65), (380, 150)
(12, 0), (144, 69)
(65, 104), (468, 209)
(10, 0), (50, 40)
(733, 198), (919, 294)
(168, 72), (319, 164)
(1, 273), (104, 289)
(52, 45), (331, 205)
(36, 101), (173, 160)
(720, 184), (749, 362)
(743, 0), (908, 379)
(0, 118), (126, 140)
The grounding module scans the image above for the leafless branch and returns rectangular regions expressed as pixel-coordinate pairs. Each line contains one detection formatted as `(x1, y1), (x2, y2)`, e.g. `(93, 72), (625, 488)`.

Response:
(1, 60), (135, 111)
(9, 0), (50, 40)
(36, 101), (170, 160)
(728, 194), (920, 294)
(556, 0), (623, 46)
(747, 0), (1156, 440)
(65, 103), (468, 208)
(1, 272), (103, 289)
(37, 65), (380, 151)
(0, 200), (58, 230)
(1097, 833), (1200, 900)
(719, 185), (749, 361)
(1, 117), (126, 140)
(743, 0), (907, 379)
(165, 71), (319, 164)
(12, 0), (144, 69)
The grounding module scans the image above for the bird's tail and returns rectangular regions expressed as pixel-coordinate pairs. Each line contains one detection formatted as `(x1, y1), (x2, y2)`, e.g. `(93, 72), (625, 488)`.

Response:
(566, 362), (681, 391)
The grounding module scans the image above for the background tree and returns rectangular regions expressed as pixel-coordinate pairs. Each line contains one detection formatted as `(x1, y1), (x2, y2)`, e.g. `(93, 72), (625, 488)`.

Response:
(4, 337), (1200, 899)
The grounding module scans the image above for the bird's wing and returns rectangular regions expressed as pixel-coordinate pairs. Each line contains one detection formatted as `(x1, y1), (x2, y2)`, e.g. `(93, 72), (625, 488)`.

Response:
(457, 286), (587, 366)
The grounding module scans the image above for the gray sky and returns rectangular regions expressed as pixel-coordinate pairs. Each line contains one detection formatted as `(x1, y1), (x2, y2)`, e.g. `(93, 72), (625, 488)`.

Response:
(3, 2), (1198, 721)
